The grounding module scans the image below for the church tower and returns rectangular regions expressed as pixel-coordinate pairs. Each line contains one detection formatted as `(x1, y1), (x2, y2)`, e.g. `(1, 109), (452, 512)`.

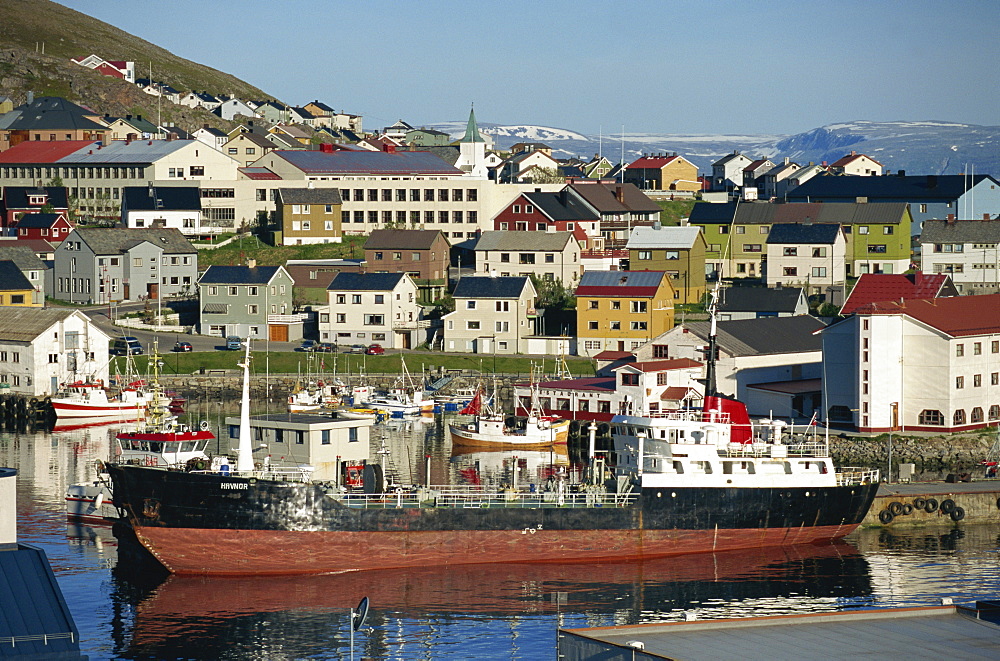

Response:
(455, 105), (488, 178)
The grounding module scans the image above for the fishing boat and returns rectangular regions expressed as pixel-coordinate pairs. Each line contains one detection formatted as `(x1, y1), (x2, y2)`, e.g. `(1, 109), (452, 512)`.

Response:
(336, 407), (389, 422)
(449, 386), (570, 451)
(363, 357), (434, 416)
(103, 292), (880, 576)
(50, 379), (151, 419)
(66, 344), (214, 523)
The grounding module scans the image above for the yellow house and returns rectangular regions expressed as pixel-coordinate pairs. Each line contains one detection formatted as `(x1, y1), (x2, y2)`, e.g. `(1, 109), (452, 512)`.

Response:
(626, 224), (707, 304)
(275, 188), (343, 246)
(0, 260), (40, 306)
(575, 270), (675, 357)
(624, 153), (700, 192)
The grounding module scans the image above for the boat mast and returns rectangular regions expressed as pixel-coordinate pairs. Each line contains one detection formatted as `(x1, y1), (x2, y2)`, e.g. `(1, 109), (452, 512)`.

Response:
(703, 284), (720, 398)
(236, 340), (255, 472)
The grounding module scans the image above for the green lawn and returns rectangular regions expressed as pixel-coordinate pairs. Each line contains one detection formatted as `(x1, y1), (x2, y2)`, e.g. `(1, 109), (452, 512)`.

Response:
(116, 351), (597, 377)
(197, 234), (368, 267)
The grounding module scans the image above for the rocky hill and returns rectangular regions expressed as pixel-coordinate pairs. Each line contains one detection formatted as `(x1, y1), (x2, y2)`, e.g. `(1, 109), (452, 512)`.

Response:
(0, 0), (272, 132)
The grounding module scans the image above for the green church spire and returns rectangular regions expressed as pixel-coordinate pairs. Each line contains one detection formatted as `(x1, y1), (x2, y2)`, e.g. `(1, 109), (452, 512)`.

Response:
(462, 105), (484, 143)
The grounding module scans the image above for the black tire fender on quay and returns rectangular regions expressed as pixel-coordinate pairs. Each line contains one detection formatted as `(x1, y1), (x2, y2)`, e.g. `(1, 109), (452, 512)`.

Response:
(940, 498), (956, 514)
(901, 503), (913, 515)
(913, 497), (926, 510)
(878, 509), (894, 525)
(950, 506), (965, 522)
(924, 498), (939, 513)
(888, 501), (904, 516)
(996, 496), (1000, 510)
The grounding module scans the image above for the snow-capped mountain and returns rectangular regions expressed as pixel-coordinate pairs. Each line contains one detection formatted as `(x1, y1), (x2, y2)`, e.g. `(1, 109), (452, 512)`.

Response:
(428, 119), (999, 176)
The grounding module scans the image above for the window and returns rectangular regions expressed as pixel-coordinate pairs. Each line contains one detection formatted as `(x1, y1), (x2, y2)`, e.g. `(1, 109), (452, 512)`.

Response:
(975, 342), (982, 355)
(229, 286), (238, 296)
(867, 245), (887, 254)
(812, 247), (828, 258)
(783, 247), (798, 256)
(919, 204), (927, 213)
(611, 301), (621, 310)
(783, 267), (798, 276)
(630, 321), (648, 330)
(975, 374), (983, 387)
(991, 405), (1000, 421)
(631, 301), (647, 313)
(811, 267), (828, 277)
(735, 226), (745, 234)
(364, 314), (384, 325)
(743, 244), (762, 253)
(336, 313), (346, 323)
(883, 226), (894, 235)
(858, 226), (869, 235)
(495, 301), (509, 312)
(610, 321), (621, 330)
(467, 300), (477, 310)
(518, 253), (535, 264)
(247, 304), (259, 314)
(374, 295), (384, 304)
(637, 251), (652, 260)
(957, 344), (964, 357)
(352, 295), (362, 304)
(589, 300), (599, 309)
(620, 373), (639, 386)
(189, 166), (204, 176)
(393, 252), (402, 260)
(919, 409), (944, 425)
(545, 254), (555, 263)
(719, 226), (729, 234)
(993, 373), (999, 386)
(336, 294), (346, 304)
(588, 321), (599, 330)
(467, 321), (480, 330)
(972, 407), (984, 423)
(956, 376), (964, 389)
(954, 409), (966, 425)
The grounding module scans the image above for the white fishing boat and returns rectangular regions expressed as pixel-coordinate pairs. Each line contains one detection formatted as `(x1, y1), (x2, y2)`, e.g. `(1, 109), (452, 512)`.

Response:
(449, 386), (570, 451)
(50, 379), (151, 419)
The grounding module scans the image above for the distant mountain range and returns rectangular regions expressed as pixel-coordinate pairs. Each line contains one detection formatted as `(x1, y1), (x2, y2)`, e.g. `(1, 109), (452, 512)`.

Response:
(430, 119), (1000, 177)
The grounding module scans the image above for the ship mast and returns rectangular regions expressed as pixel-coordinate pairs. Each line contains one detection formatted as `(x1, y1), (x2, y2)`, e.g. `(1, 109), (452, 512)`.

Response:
(236, 340), (255, 472)
(703, 284), (720, 399)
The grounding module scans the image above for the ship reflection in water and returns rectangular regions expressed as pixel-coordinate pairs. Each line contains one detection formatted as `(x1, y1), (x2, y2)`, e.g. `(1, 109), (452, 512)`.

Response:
(111, 533), (872, 660)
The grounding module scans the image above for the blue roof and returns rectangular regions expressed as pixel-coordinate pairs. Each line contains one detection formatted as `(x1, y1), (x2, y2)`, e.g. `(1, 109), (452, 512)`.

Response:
(327, 272), (406, 291)
(275, 150), (463, 176)
(453, 276), (530, 299)
(0, 539), (82, 659)
(14, 213), (62, 228)
(765, 223), (842, 244)
(198, 265), (282, 285)
(123, 186), (201, 212)
(578, 270), (666, 288)
(59, 139), (192, 165)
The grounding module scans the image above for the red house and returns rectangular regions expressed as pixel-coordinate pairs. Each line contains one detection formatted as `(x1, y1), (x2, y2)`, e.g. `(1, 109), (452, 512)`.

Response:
(0, 186), (70, 234)
(492, 188), (601, 248)
(16, 213), (74, 243)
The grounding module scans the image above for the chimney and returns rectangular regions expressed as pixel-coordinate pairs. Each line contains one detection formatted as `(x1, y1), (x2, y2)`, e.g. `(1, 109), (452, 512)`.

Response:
(203, 123), (209, 130)
(319, 143), (333, 153)
(821, 161), (827, 167)
(247, 258), (257, 268)
(615, 186), (624, 203)
(308, 180), (314, 189)
(26, 91), (33, 104)
(946, 214), (955, 225)
(137, 115), (142, 121)
(913, 271), (922, 286)
(898, 170), (906, 177)
(850, 150), (857, 156)
(126, 114), (132, 120)
(985, 213), (990, 221)
(559, 188), (568, 206)
(927, 175), (938, 189)
(383, 142), (396, 154)
(783, 157), (790, 165)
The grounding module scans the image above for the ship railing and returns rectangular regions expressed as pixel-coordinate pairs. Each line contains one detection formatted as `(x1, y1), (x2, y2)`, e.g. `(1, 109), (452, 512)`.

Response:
(720, 440), (829, 458)
(335, 487), (639, 509)
(836, 467), (880, 486)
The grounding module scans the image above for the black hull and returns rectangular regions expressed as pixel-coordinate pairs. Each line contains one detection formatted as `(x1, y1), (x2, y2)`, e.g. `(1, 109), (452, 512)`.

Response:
(106, 464), (879, 574)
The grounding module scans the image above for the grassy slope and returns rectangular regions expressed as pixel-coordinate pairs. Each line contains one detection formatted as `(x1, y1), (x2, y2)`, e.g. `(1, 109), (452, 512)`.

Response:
(657, 199), (697, 226)
(0, 0), (269, 100)
(196, 235), (369, 267)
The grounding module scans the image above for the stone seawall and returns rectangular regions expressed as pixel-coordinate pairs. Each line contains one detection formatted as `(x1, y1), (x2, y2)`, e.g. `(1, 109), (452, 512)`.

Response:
(830, 433), (995, 479)
(862, 488), (1000, 528)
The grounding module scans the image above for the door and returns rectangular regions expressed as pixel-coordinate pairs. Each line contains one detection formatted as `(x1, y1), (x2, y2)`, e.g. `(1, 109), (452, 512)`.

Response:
(269, 325), (289, 342)
(617, 341), (625, 351)
(401, 333), (411, 350)
(50, 376), (58, 394)
(147, 282), (159, 300)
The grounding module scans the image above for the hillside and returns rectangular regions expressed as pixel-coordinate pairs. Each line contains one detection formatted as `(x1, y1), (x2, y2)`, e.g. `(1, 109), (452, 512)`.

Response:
(0, 0), (271, 131)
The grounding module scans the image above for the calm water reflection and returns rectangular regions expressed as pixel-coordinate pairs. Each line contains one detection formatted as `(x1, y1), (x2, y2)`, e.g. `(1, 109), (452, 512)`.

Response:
(4, 413), (1000, 660)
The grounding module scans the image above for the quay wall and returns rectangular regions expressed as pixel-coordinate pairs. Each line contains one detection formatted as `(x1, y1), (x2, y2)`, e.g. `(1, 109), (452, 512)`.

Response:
(862, 488), (1000, 528)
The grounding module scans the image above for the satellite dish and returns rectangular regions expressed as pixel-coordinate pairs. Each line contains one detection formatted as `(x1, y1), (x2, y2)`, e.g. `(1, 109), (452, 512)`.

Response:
(352, 597), (369, 632)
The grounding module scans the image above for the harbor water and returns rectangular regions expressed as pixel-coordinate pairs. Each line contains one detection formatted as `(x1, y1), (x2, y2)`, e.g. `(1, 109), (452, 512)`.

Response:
(5, 412), (1000, 660)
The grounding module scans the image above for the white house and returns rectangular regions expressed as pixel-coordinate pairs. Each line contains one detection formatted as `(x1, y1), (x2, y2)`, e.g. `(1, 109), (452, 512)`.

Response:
(639, 315), (827, 420)
(920, 218), (1000, 294)
(474, 231), (581, 284)
(214, 98), (258, 122)
(822, 293), (1000, 433)
(0, 308), (110, 396)
(121, 186), (202, 235)
(193, 126), (229, 151)
(442, 276), (537, 354)
(318, 273), (423, 349)
(765, 223), (846, 294)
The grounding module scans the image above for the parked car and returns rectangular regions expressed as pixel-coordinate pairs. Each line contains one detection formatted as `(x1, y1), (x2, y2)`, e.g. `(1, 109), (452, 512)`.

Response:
(365, 344), (385, 355)
(110, 336), (143, 356)
(315, 343), (338, 353)
(346, 344), (367, 354)
(297, 340), (317, 352)
(172, 341), (193, 352)
(225, 336), (243, 350)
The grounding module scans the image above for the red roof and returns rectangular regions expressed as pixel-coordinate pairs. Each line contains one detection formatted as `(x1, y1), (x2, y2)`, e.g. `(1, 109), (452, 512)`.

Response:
(627, 156), (680, 169)
(743, 159), (770, 172)
(857, 293), (1000, 337)
(618, 358), (702, 373)
(830, 153), (883, 168)
(661, 386), (698, 400)
(575, 286), (661, 296)
(533, 377), (616, 392)
(593, 350), (634, 360)
(841, 272), (951, 315)
(0, 141), (93, 163)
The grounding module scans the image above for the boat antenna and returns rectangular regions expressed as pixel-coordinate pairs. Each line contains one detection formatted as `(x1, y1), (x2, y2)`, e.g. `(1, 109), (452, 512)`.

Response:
(236, 339), (255, 472)
(703, 283), (720, 398)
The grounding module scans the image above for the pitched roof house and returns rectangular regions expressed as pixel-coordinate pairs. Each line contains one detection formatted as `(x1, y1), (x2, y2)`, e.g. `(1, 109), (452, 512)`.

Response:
(626, 224), (707, 304)
(624, 153), (700, 193)
(442, 276), (537, 354)
(840, 272), (957, 315)
(363, 229), (450, 300)
(764, 222), (846, 293)
(197, 264), (298, 341)
(575, 270), (676, 357)
(716, 286), (808, 320)
(275, 187), (342, 245)
(828, 151), (883, 176)
(319, 272), (423, 349)
(15, 213), (73, 244)
(0, 244), (47, 305)
(491, 189), (599, 247)
(919, 219), (1000, 294)
(121, 186), (202, 235)
(711, 151), (753, 191)
(475, 230), (581, 284)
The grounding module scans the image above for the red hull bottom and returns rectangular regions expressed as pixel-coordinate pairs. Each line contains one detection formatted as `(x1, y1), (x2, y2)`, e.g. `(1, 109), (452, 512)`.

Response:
(133, 524), (861, 576)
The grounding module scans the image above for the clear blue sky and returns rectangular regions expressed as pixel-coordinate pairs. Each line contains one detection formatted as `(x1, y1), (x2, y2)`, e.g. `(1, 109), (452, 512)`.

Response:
(58, 0), (999, 136)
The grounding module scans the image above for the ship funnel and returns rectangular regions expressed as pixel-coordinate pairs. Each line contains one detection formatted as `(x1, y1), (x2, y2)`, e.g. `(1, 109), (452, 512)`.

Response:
(236, 340), (255, 473)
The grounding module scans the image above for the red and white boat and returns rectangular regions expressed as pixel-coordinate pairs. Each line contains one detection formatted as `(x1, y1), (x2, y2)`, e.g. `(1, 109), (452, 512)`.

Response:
(51, 379), (152, 419)
(449, 386), (570, 451)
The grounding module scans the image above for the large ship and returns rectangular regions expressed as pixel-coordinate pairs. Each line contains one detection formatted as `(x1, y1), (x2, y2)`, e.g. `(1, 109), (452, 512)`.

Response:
(104, 294), (880, 576)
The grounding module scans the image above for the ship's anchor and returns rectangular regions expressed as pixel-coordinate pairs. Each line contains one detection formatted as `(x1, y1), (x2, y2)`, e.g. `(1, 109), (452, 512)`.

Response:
(142, 498), (161, 520)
